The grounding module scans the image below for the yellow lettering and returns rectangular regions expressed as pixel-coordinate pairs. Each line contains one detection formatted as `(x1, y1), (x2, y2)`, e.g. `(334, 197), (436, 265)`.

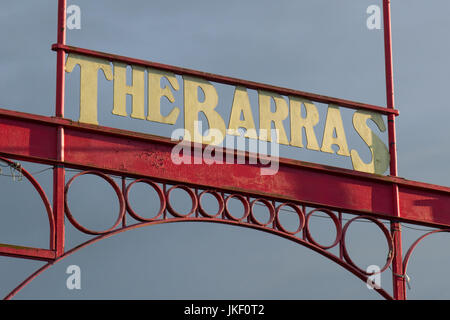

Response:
(227, 86), (257, 139)
(350, 110), (389, 174)
(147, 68), (180, 124)
(183, 76), (226, 145)
(258, 91), (289, 145)
(112, 62), (145, 119)
(65, 54), (113, 125)
(321, 105), (350, 156)
(289, 97), (320, 150)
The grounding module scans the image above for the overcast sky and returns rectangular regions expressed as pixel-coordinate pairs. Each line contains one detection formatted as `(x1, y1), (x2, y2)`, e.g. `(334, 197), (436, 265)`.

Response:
(0, 0), (449, 300)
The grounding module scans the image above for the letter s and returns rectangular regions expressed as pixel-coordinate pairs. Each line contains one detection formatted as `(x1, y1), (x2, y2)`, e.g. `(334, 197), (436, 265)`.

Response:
(350, 110), (389, 175)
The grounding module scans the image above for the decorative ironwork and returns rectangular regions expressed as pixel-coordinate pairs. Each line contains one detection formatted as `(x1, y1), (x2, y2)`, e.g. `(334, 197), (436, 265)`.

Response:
(60, 170), (398, 300)
(1, 159), (448, 300)
(0, 157), (55, 250)
(0, 0), (449, 301)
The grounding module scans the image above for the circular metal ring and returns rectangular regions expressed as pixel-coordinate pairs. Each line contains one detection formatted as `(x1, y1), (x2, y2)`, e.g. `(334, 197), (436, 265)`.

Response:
(305, 208), (342, 250)
(198, 190), (224, 218)
(224, 194), (250, 222)
(125, 179), (166, 222)
(64, 171), (125, 235)
(275, 203), (305, 235)
(166, 185), (198, 218)
(341, 215), (394, 275)
(249, 199), (275, 227)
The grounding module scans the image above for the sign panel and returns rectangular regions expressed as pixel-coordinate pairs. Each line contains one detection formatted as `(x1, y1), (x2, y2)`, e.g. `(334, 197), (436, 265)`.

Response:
(64, 51), (390, 175)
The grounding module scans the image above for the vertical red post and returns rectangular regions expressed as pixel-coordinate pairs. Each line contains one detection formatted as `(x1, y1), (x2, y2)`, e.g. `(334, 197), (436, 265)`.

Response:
(53, 0), (67, 257)
(383, 0), (406, 300)
(122, 177), (127, 227)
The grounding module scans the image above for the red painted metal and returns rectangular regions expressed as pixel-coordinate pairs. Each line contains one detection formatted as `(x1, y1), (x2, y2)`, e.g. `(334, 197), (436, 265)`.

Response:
(64, 171), (126, 235)
(1, 0), (449, 300)
(0, 156), (55, 260)
(383, 0), (407, 300)
(3, 173), (397, 300)
(6, 217), (395, 300)
(249, 199), (275, 227)
(53, 0), (66, 257)
(55, 0), (66, 119)
(275, 203), (304, 235)
(198, 190), (224, 219)
(51, 43), (399, 117)
(341, 215), (394, 275)
(305, 208), (342, 250)
(0, 244), (55, 262)
(403, 229), (450, 276)
(125, 179), (166, 221)
(166, 185), (198, 218)
(2, 157), (445, 300)
(0, 108), (448, 228)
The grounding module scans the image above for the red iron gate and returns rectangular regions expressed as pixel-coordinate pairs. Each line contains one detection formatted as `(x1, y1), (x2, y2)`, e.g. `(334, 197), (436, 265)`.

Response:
(0, 0), (449, 300)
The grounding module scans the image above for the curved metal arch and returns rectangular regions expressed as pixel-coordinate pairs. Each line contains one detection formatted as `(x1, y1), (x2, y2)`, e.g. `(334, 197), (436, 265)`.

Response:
(4, 218), (394, 300)
(403, 229), (450, 275)
(0, 156), (55, 249)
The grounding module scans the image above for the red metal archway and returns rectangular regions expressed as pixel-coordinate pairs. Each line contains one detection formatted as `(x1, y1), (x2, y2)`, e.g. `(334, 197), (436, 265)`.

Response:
(0, 0), (449, 300)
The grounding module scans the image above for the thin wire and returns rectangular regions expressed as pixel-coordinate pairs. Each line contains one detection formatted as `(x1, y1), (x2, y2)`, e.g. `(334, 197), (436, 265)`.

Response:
(254, 201), (382, 224)
(253, 201), (437, 232)
(66, 168), (135, 181)
(0, 167), (53, 178)
(400, 224), (436, 232)
(0, 159), (55, 177)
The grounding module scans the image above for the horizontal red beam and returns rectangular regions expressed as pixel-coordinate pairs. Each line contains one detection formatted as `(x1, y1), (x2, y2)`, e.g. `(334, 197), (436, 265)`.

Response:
(0, 244), (55, 261)
(51, 44), (399, 117)
(0, 108), (448, 228)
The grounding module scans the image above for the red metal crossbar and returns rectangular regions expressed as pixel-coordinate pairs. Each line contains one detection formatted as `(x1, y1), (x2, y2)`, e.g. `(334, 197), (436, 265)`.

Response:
(0, 108), (448, 229)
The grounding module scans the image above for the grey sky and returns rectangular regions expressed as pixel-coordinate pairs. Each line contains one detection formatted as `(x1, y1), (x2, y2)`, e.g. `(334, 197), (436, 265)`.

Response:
(0, 0), (449, 299)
